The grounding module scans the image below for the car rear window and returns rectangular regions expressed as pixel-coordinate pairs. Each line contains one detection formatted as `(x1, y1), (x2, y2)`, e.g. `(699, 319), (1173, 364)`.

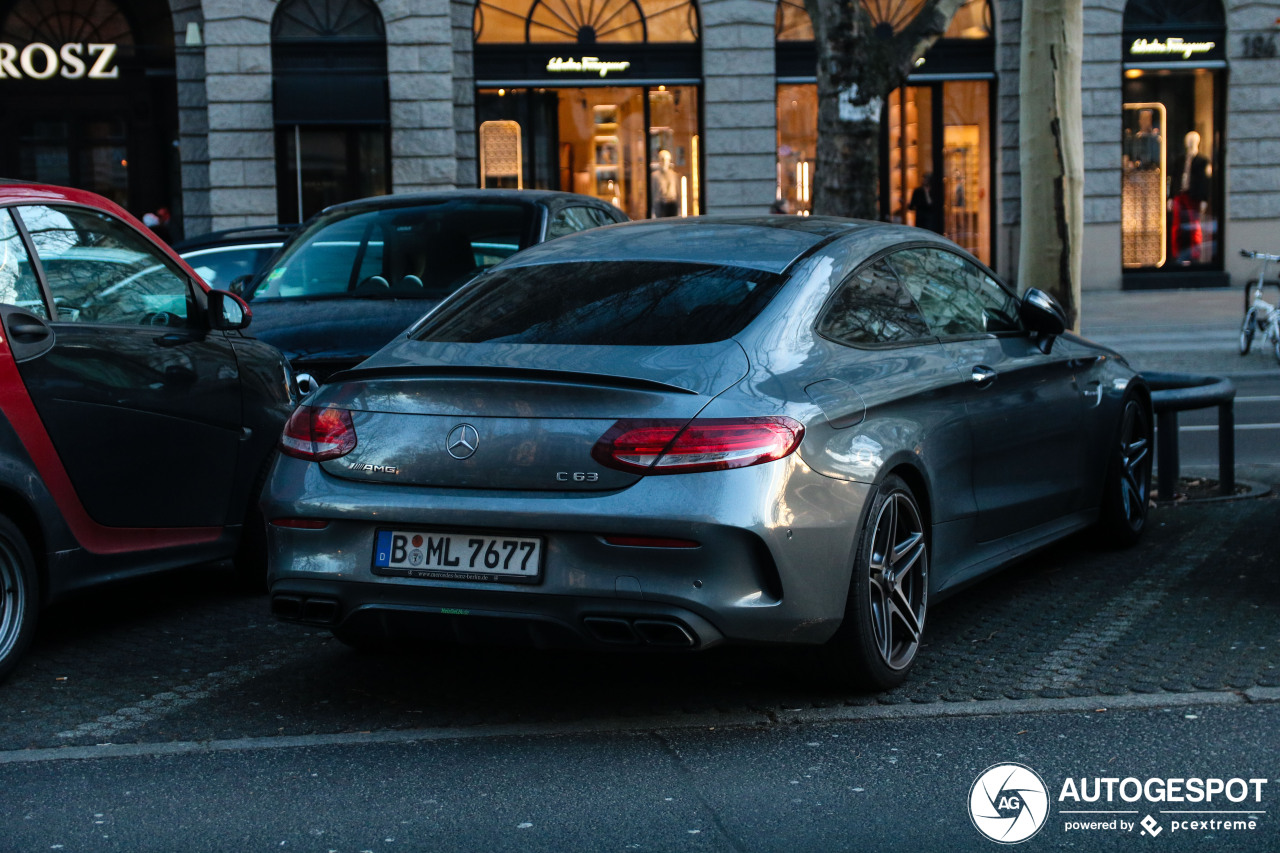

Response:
(413, 261), (786, 346)
(252, 201), (534, 301)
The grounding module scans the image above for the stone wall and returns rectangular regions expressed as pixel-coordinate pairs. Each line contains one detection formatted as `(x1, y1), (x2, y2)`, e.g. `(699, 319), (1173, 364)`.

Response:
(699, 0), (777, 216)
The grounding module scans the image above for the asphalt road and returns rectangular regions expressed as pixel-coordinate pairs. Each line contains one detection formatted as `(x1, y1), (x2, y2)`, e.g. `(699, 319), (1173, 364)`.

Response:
(1177, 373), (1280, 474)
(1, 701), (1275, 852)
(0, 480), (1277, 851)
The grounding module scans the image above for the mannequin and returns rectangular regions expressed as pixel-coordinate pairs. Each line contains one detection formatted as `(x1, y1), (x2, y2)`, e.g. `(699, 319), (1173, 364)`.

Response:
(1170, 131), (1211, 264)
(650, 149), (680, 218)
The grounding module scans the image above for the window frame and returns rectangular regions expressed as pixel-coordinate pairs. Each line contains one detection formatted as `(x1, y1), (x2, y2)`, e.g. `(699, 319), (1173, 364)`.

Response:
(881, 243), (1024, 342)
(813, 252), (937, 350)
(12, 202), (203, 328)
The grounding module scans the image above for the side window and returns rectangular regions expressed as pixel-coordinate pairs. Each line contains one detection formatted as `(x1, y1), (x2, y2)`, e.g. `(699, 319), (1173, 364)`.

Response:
(546, 206), (599, 240)
(17, 205), (192, 326)
(889, 248), (1021, 337)
(586, 206), (622, 227)
(0, 209), (47, 318)
(817, 258), (931, 346)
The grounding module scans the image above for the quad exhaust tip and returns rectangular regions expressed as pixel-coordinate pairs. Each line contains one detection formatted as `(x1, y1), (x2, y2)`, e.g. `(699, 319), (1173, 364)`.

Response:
(272, 594), (340, 625)
(583, 616), (695, 648)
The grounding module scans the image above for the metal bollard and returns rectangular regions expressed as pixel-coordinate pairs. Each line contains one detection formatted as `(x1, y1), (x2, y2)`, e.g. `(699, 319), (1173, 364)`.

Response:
(1144, 372), (1236, 500)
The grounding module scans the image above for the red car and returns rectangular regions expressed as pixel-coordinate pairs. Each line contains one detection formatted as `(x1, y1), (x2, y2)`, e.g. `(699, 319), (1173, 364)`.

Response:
(0, 181), (297, 683)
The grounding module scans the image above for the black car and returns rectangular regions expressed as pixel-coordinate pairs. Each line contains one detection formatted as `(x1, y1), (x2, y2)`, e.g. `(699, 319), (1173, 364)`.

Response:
(173, 223), (298, 292)
(0, 183), (297, 683)
(241, 190), (627, 383)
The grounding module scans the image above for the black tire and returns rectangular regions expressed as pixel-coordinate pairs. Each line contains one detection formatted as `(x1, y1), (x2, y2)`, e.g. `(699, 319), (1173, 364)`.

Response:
(1273, 333), (1280, 366)
(0, 515), (38, 685)
(817, 474), (929, 690)
(1097, 396), (1153, 547)
(232, 450), (277, 592)
(1240, 308), (1257, 355)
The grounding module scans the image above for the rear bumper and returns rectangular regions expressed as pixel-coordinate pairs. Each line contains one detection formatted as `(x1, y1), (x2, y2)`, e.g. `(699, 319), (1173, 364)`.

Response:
(262, 453), (873, 647)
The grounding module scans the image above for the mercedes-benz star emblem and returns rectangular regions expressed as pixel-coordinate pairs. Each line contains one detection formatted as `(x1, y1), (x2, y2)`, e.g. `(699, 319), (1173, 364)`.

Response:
(446, 423), (479, 460)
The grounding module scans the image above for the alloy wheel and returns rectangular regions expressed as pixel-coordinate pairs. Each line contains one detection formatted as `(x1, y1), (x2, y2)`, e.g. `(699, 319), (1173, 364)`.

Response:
(0, 538), (27, 666)
(1118, 400), (1151, 528)
(866, 491), (928, 671)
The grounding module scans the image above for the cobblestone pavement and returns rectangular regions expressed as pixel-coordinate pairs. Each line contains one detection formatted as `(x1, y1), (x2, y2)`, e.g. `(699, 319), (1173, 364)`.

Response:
(1, 490), (1276, 752)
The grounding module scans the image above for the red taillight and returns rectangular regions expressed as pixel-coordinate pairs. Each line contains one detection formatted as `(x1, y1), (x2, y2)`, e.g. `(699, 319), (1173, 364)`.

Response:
(270, 518), (330, 529)
(279, 405), (357, 461)
(592, 417), (804, 475)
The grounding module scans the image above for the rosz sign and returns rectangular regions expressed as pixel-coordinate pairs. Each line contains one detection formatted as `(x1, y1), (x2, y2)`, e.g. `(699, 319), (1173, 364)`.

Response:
(0, 43), (119, 80)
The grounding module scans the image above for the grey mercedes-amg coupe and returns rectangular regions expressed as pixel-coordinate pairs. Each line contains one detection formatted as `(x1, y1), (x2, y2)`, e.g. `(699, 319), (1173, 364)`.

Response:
(262, 216), (1152, 688)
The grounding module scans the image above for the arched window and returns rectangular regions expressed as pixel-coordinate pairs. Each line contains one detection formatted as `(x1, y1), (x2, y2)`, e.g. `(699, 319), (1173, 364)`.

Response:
(774, 0), (990, 42)
(474, 0), (699, 44)
(272, 0), (389, 222)
(1122, 0), (1224, 30)
(2, 0), (134, 45)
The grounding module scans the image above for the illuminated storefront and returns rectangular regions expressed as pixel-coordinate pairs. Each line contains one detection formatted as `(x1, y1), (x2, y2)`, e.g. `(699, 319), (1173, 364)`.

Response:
(1120, 0), (1227, 288)
(472, 0), (701, 221)
(774, 0), (995, 266)
(0, 0), (179, 222)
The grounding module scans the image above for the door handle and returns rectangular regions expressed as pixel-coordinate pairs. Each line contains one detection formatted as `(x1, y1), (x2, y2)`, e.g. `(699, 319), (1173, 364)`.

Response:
(970, 365), (998, 385)
(8, 321), (50, 339)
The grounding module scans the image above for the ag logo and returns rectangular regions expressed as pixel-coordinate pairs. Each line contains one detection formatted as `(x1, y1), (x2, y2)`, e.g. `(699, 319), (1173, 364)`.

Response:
(969, 763), (1050, 844)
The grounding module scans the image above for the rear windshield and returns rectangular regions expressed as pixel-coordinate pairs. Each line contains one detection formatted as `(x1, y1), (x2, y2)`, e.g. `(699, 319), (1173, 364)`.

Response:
(251, 201), (534, 301)
(412, 261), (787, 346)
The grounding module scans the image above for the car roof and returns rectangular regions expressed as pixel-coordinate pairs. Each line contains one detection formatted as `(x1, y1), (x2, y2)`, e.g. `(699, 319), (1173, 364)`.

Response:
(173, 224), (299, 252)
(317, 189), (618, 219)
(0, 180), (133, 218)
(498, 215), (883, 274)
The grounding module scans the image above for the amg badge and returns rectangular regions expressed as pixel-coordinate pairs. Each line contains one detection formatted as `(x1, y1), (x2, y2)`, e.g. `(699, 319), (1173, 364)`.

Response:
(348, 463), (399, 475)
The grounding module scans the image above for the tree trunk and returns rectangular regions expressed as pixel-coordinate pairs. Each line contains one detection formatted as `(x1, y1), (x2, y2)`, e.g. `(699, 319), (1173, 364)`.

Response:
(1017, 0), (1084, 330)
(807, 0), (891, 219)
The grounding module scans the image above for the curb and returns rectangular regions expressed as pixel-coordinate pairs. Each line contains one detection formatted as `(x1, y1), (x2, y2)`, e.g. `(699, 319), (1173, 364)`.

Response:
(1, 689), (1272, 766)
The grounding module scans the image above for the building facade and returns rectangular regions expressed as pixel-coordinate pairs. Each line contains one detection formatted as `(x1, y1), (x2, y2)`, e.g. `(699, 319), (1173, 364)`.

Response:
(2, 0), (1276, 290)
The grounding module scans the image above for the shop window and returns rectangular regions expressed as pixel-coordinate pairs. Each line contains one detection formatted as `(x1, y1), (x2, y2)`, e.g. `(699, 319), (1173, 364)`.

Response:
(477, 85), (699, 221)
(272, 0), (389, 223)
(474, 0), (699, 44)
(774, 0), (994, 264)
(0, 0), (178, 218)
(1121, 0), (1225, 276)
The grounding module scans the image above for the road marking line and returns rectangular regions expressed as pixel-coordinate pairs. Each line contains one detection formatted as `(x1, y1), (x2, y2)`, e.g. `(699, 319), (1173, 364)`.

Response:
(1180, 423), (1280, 432)
(0, 690), (1261, 766)
(52, 634), (327, 742)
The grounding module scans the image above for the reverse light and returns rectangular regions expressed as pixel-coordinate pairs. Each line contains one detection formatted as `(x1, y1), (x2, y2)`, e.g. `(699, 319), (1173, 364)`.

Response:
(592, 417), (804, 475)
(280, 405), (357, 461)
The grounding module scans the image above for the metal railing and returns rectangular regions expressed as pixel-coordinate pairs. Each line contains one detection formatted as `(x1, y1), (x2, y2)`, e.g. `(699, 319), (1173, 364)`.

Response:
(1144, 372), (1236, 499)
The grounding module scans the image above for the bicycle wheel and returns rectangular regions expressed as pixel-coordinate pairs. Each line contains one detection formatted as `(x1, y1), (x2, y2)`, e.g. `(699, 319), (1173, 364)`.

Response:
(1273, 328), (1280, 365)
(1240, 308), (1257, 355)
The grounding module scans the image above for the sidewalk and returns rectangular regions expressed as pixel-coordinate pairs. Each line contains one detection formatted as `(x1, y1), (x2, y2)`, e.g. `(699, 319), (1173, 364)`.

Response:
(1078, 286), (1273, 376)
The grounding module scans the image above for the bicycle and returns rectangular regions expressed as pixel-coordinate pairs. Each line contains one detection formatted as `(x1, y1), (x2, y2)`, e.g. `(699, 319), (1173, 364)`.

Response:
(1239, 249), (1280, 362)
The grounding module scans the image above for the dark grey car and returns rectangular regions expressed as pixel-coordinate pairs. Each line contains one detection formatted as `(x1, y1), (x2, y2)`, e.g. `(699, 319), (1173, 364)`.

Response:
(241, 190), (626, 384)
(261, 217), (1152, 688)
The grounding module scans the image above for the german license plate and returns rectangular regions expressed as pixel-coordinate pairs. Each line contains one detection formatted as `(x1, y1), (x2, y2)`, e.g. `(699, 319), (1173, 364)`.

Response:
(372, 529), (542, 583)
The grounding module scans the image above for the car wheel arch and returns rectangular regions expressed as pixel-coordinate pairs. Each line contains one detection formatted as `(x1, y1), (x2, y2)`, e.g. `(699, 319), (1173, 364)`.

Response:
(0, 488), (47, 604)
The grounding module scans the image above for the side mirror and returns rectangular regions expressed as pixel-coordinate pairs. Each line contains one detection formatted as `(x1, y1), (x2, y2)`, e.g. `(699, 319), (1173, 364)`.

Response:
(1019, 288), (1067, 354)
(208, 289), (252, 331)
